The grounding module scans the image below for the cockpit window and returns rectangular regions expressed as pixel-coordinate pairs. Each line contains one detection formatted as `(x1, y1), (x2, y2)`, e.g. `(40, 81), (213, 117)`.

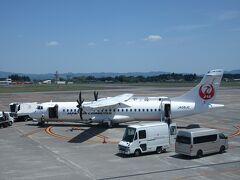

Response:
(37, 106), (43, 110)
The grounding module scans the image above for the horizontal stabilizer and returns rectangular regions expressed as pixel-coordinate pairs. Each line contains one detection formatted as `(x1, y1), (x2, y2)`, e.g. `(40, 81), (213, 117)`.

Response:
(208, 104), (224, 109)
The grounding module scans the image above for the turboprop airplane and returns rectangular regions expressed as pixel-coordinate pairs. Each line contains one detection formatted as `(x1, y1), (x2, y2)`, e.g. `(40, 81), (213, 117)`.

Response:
(30, 69), (224, 127)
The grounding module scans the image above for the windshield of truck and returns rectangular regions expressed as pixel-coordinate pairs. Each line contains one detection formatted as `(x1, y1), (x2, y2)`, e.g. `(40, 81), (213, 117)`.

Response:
(176, 135), (191, 144)
(122, 127), (136, 142)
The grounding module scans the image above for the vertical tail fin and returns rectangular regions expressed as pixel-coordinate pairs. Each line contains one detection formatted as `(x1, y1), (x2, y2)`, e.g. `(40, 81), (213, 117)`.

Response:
(173, 69), (224, 104)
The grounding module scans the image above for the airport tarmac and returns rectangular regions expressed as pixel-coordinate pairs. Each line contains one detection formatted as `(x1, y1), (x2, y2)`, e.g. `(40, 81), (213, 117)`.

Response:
(0, 86), (240, 180)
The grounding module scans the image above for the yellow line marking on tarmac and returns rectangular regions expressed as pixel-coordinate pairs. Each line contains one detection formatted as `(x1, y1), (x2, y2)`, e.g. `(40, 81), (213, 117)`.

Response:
(229, 125), (240, 138)
(44, 126), (117, 144)
(45, 126), (72, 141)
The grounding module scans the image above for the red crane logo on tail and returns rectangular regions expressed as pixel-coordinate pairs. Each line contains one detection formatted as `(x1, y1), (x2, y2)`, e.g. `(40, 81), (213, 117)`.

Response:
(199, 84), (215, 100)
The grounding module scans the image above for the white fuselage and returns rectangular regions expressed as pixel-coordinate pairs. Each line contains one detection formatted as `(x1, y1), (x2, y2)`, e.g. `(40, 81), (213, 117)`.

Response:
(32, 97), (200, 124)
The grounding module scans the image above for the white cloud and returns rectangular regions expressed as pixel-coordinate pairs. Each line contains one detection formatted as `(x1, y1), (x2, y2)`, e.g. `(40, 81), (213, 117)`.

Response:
(174, 24), (210, 31)
(103, 38), (109, 42)
(88, 42), (96, 46)
(46, 41), (60, 47)
(218, 10), (240, 21)
(144, 35), (162, 42)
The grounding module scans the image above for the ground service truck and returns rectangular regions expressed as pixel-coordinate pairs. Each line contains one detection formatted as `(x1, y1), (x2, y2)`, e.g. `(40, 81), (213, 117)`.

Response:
(118, 122), (177, 156)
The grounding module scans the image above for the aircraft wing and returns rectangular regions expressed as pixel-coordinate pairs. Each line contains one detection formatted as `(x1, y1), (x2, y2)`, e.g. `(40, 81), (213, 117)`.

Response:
(84, 93), (133, 109)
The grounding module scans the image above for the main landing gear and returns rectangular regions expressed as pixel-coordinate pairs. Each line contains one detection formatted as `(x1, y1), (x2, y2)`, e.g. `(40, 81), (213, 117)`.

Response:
(37, 115), (45, 126)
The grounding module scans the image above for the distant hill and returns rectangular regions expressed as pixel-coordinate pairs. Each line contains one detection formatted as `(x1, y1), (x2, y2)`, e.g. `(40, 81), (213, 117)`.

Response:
(1, 69), (239, 80)
(225, 69), (240, 74)
(0, 71), (168, 80)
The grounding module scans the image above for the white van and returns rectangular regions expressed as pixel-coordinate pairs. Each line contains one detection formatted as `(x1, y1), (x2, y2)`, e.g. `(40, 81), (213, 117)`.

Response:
(175, 128), (228, 158)
(118, 122), (177, 156)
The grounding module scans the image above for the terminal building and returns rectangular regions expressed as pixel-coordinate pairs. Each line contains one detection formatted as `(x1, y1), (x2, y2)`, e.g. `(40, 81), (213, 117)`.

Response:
(0, 78), (12, 86)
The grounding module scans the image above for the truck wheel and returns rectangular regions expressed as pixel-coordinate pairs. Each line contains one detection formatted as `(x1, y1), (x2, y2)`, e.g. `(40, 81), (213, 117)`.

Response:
(219, 146), (225, 154)
(156, 147), (162, 154)
(196, 150), (203, 158)
(134, 149), (141, 157)
(8, 121), (13, 126)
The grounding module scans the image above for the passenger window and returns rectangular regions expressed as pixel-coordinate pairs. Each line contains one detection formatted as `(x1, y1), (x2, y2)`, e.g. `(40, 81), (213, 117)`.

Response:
(63, 109), (65, 112)
(138, 109), (141, 112)
(130, 109), (132, 112)
(139, 130), (146, 139)
(193, 134), (217, 144)
(67, 109), (69, 112)
(126, 109), (128, 112)
(134, 109), (137, 112)
(122, 109), (124, 112)
(176, 136), (191, 144)
(142, 109), (145, 112)
(146, 109), (149, 112)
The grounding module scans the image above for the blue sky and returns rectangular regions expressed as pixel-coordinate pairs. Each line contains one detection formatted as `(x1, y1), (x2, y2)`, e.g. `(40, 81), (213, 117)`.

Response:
(0, 0), (240, 74)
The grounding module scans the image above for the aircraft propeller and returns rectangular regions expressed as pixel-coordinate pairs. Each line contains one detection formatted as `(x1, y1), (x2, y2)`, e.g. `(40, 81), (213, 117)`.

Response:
(94, 91), (98, 101)
(76, 91), (84, 120)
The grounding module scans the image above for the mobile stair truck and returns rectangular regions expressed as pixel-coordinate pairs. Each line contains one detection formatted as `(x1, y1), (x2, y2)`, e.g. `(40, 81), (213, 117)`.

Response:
(118, 122), (177, 156)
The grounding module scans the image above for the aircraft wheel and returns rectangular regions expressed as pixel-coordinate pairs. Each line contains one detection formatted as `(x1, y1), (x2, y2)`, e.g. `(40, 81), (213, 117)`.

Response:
(107, 121), (113, 128)
(38, 121), (45, 126)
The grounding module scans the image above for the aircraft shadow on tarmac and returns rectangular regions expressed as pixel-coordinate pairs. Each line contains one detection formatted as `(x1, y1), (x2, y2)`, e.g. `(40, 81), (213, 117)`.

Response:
(68, 126), (107, 143)
(68, 124), (128, 143)
(25, 122), (128, 144)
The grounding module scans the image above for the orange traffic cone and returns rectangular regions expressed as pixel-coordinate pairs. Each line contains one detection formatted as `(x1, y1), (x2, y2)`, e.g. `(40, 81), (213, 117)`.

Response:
(102, 136), (107, 144)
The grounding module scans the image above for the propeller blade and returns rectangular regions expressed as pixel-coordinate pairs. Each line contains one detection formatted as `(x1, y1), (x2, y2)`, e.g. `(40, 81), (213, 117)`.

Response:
(80, 108), (83, 120)
(77, 91), (84, 120)
(79, 91), (82, 103)
(94, 91), (98, 101)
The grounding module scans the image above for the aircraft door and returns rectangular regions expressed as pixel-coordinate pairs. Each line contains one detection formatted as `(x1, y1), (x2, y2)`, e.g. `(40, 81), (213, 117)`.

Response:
(160, 98), (171, 123)
(164, 103), (171, 125)
(48, 105), (58, 119)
